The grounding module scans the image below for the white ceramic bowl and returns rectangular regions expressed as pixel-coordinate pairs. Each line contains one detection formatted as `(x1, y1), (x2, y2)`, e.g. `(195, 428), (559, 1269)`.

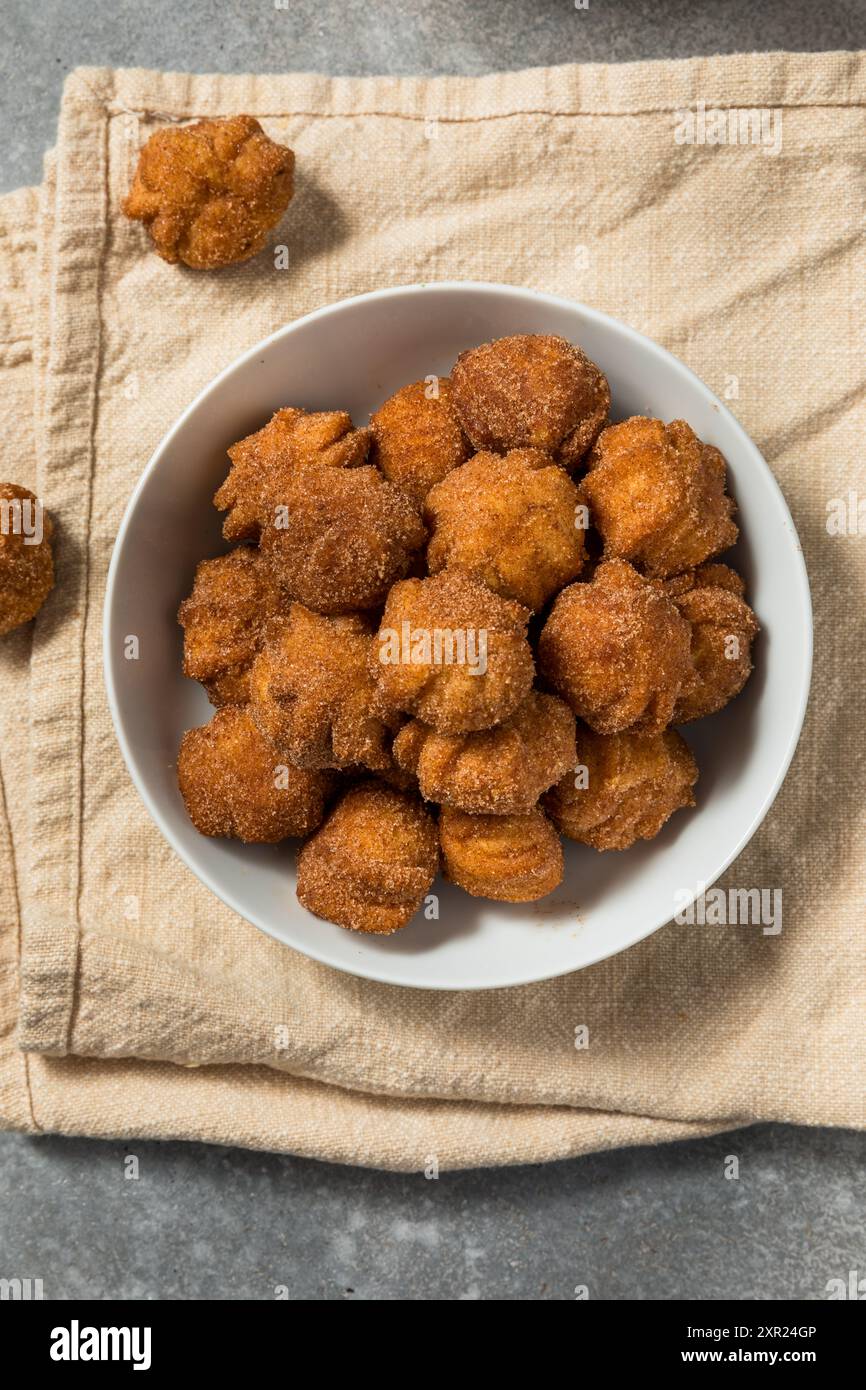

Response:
(104, 283), (812, 990)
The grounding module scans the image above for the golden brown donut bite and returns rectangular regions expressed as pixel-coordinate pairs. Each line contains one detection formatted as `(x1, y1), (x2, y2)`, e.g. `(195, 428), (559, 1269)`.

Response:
(250, 604), (401, 772)
(393, 691), (575, 815)
(545, 727), (698, 851)
(450, 334), (610, 468)
(260, 465), (425, 614)
(425, 448), (587, 610)
(370, 378), (470, 508)
(297, 781), (438, 934)
(177, 706), (332, 842)
(123, 114), (294, 269)
(538, 559), (692, 734)
(215, 407), (371, 543)
(372, 570), (535, 734)
(177, 547), (285, 706)
(663, 564), (759, 722)
(0, 484), (54, 636)
(581, 417), (738, 578)
(439, 805), (563, 902)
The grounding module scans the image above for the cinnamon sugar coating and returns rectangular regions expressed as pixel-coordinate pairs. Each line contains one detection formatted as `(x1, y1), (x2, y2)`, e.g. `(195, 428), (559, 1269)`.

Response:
(425, 448), (587, 610)
(260, 465), (425, 614)
(370, 377), (470, 508)
(372, 570), (535, 734)
(0, 484), (54, 636)
(450, 334), (610, 468)
(178, 546), (285, 706)
(250, 604), (402, 772)
(545, 726), (698, 850)
(439, 805), (563, 902)
(123, 114), (294, 269)
(582, 417), (738, 578)
(393, 690), (575, 815)
(215, 407), (371, 543)
(297, 781), (438, 934)
(177, 705), (332, 842)
(662, 564), (759, 722)
(538, 559), (692, 734)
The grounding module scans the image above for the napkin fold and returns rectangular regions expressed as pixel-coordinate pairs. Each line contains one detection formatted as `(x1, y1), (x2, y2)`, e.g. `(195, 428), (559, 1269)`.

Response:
(1, 54), (863, 1169)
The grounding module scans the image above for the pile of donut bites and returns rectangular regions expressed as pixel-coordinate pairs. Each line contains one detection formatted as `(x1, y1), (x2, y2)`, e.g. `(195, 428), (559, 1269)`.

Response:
(176, 333), (758, 936)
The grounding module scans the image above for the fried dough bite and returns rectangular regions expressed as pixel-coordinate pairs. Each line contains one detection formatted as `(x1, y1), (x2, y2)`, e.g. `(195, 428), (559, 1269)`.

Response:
(393, 691), (575, 815)
(439, 805), (563, 901)
(249, 603), (401, 772)
(538, 559), (692, 734)
(450, 334), (610, 468)
(582, 417), (738, 578)
(177, 706), (331, 842)
(662, 564), (759, 722)
(425, 448), (586, 610)
(177, 547), (285, 706)
(123, 114), (294, 269)
(214, 407), (371, 543)
(370, 377), (470, 508)
(372, 570), (535, 734)
(260, 465), (425, 614)
(297, 781), (438, 934)
(0, 484), (54, 636)
(545, 726), (698, 851)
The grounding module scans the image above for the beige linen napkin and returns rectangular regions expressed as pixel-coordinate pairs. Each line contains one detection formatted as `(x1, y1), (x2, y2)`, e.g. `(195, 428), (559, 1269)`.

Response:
(0, 54), (863, 1169)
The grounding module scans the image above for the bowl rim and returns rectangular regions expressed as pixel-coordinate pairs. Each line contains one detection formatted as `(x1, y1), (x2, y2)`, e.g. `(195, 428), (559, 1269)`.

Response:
(103, 280), (813, 989)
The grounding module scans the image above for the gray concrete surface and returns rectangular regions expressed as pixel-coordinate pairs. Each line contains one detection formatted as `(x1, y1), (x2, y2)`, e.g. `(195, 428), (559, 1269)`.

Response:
(1, 0), (864, 1301)
(2, 1125), (864, 1300)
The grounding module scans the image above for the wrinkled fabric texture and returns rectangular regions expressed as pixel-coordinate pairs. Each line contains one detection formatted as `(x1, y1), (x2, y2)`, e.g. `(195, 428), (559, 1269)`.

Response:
(0, 56), (864, 1170)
